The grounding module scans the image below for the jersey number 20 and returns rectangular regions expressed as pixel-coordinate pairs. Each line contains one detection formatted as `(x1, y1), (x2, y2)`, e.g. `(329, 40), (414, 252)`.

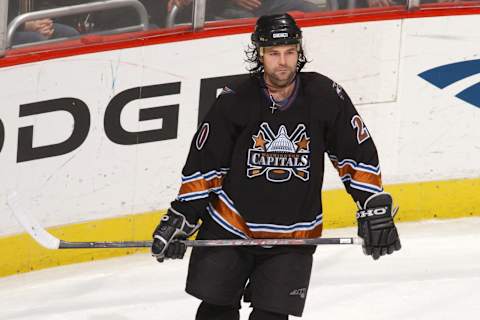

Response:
(351, 115), (370, 144)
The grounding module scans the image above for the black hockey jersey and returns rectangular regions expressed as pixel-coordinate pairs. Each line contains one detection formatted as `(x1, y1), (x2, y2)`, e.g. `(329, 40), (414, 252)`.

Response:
(171, 72), (383, 239)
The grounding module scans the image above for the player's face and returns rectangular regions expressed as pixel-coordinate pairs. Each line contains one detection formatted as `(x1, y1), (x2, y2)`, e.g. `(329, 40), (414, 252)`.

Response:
(262, 44), (298, 88)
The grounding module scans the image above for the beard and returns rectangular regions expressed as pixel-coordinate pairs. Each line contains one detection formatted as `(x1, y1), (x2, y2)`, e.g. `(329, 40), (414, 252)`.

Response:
(264, 67), (297, 88)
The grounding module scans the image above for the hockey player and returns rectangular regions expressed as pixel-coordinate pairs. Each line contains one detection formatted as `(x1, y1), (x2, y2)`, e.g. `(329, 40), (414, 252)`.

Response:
(152, 13), (401, 320)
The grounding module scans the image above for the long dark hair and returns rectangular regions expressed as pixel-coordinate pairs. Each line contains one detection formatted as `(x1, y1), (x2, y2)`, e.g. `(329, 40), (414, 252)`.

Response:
(245, 44), (309, 76)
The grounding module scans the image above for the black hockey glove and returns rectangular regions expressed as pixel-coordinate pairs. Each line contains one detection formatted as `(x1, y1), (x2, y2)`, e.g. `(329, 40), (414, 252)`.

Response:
(151, 209), (199, 263)
(356, 192), (401, 260)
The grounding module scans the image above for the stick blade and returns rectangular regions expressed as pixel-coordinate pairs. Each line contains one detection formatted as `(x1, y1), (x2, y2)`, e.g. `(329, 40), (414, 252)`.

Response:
(7, 192), (60, 250)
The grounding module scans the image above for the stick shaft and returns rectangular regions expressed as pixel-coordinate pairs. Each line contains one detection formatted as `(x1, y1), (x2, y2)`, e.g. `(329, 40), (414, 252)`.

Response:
(58, 237), (361, 249)
(7, 192), (361, 250)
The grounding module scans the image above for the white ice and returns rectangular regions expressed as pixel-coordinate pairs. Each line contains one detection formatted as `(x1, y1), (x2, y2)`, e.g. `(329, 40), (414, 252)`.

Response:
(1, 218), (479, 320)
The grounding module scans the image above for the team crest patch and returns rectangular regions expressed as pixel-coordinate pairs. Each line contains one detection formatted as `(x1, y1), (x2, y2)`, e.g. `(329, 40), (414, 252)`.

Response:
(247, 123), (311, 182)
(196, 123), (210, 150)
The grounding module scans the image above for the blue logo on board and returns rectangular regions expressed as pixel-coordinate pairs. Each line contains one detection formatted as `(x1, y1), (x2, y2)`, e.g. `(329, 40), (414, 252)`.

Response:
(418, 59), (480, 109)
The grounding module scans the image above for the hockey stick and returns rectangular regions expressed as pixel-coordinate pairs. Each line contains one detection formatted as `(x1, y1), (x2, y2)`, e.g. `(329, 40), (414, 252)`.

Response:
(7, 193), (362, 250)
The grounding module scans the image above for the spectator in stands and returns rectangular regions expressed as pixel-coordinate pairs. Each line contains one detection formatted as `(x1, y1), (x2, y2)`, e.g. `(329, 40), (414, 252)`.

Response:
(87, 0), (162, 31)
(353, 0), (474, 8)
(8, 0), (79, 46)
(79, 0), (194, 32)
(215, 0), (322, 19)
(8, 0), (78, 45)
(164, 0), (322, 25)
(335, 0), (406, 9)
(162, 0), (222, 26)
(167, 0), (193, 13)
(164, 0), (211, 25)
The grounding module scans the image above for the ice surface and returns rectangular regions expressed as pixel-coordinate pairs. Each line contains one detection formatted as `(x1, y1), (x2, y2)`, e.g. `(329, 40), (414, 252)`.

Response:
(1, 218), (479, 319)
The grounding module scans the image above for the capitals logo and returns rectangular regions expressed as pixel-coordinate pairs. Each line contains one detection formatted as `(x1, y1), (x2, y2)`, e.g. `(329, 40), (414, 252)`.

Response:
(247, 122), (311, 183)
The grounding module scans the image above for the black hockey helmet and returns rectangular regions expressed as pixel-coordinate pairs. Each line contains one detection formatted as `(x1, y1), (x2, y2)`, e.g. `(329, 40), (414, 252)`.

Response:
(251, 13), (302, 49)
